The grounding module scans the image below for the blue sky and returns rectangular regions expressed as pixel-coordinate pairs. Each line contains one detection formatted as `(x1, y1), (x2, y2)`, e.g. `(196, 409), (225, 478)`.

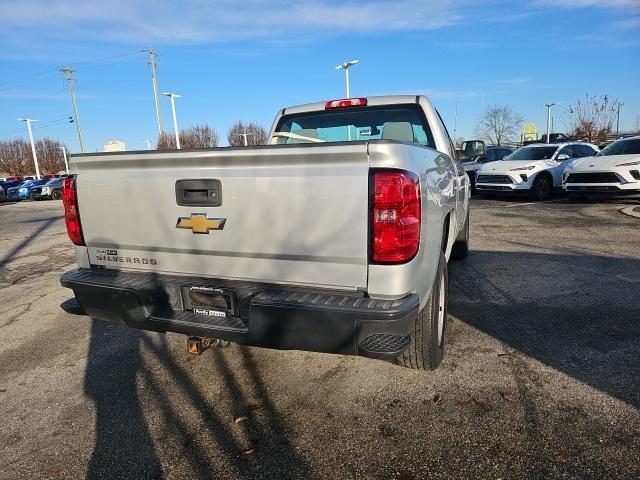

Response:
(1, 0), (639, 151)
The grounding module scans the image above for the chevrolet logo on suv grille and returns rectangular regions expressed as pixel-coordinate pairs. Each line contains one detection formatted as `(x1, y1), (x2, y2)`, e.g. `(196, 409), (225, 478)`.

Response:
(176, 214), (226, 234)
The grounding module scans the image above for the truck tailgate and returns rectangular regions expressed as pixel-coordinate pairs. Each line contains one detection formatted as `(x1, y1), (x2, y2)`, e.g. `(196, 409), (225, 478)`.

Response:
(73, 144), (370, 289)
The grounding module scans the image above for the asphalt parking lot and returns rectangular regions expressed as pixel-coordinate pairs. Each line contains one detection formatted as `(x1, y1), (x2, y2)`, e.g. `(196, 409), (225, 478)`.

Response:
(0, 197), (638, 480)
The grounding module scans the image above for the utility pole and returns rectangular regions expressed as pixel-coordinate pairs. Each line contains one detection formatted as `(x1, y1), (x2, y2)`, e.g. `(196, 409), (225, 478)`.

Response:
(142, 48), (163, 135)
(61, 66), (85, 153)
(616, 103), (622, 136)
(162, 92), (181, 149)
(18, 118), (40, 179)
(544, 102), (556, 143)
(59, 146), (69, 174)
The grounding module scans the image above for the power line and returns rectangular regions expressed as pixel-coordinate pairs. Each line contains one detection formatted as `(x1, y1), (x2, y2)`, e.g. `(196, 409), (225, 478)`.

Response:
(0, 117), (73, 136)
(0, 50), (142, 92)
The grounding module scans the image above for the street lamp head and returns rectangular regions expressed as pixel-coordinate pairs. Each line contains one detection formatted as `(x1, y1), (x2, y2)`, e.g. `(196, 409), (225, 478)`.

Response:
(161, 92), (181, 98)
(336, 59), (359, 70)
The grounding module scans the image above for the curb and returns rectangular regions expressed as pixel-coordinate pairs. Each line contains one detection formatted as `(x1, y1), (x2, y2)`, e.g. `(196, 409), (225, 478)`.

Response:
(620, 205), (640, 219)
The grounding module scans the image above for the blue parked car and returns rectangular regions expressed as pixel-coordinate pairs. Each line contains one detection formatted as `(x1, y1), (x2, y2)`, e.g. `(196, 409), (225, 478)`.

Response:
(6, 179), (49, 201)
(0, 180), (22, 202)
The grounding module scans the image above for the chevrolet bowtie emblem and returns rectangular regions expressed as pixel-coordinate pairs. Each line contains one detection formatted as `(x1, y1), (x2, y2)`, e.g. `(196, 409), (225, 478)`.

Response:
(176, 214), (226, 234)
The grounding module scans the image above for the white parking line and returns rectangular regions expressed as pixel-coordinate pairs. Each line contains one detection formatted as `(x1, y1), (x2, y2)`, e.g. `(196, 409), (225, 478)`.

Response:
(504, 199), (565, 208)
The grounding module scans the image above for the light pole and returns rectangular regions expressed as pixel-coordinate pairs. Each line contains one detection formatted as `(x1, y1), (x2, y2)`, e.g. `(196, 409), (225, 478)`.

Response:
(19, 118), (40, 179)
(544, 102), (556, 143)
(59, 146), (69, 174)
(335, 60), (359, 98)
(145, 139), (152, 150)
(162, 92), (181, 149)
(238, 130), (258, 146)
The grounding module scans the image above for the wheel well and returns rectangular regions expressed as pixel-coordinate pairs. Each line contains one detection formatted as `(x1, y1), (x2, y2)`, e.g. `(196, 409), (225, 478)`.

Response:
(534, 170), (552, 184)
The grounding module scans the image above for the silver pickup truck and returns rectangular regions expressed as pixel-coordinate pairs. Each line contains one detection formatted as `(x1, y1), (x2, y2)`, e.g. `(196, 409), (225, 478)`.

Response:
(60, 95), (470, 370)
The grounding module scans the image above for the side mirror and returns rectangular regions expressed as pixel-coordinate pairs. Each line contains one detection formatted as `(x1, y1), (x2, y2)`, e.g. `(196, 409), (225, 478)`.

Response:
(556, 154), (570, 161)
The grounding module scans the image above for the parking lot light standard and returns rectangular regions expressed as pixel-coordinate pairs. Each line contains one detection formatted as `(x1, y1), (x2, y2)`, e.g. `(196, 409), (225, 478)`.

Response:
(544, 102), (556, 143)
(19, 118), (41, 179)
(335, 60), (359, 98)
(162, 92), (181, 149)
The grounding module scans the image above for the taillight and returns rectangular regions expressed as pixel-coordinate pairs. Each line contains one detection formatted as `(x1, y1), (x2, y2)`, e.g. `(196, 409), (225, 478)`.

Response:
(62, 176), (84, 246)
(325, 98), (367, 109)
(372, 170), (420, 263)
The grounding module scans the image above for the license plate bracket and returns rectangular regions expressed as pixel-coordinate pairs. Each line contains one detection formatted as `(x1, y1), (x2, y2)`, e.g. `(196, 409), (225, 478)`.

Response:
(182, 285), (237, 318)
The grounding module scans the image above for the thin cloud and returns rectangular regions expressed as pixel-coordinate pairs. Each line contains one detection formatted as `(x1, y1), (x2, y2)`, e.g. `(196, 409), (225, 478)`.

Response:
(0, 0), (464, 44)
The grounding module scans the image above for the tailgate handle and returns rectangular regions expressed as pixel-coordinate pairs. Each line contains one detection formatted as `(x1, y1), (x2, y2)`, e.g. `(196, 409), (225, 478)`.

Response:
(175, 179), (222, 207)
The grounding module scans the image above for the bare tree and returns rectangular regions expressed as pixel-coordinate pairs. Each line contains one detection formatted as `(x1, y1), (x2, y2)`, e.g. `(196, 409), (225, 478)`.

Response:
(566, 94), (622, 144)
(157, 125), (219, 150)
(35, 138), (67, 173)
(0, 138), (68, 176)
(0, 139), (31, 176)
(474, 105), (523, 145)
(227, 121), (268, 146)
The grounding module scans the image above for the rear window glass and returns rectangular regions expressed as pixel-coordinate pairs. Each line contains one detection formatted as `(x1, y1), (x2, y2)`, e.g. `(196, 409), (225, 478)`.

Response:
(273, 104), (435, 148)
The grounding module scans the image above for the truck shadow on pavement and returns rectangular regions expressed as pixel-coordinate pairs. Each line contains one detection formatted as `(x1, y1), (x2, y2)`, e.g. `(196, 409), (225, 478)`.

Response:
(83, 318), (313, 479)
(448, 250), (640, 410)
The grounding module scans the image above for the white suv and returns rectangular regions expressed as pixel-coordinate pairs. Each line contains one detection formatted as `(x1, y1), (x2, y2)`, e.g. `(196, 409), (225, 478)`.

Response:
(476, 142), (599, 201)
(563, 136), (640, 201)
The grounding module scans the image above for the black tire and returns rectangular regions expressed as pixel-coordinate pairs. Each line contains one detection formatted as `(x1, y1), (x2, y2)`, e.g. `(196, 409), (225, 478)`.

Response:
(467, 172), (477, 194)
(451, 208), (470, 260)
(29, 191), (36, 201)
(0, 190), (5, 202)
(51, 189), (62, 200)
(530, 174), (552, 201)
(398, 251), (448, 370)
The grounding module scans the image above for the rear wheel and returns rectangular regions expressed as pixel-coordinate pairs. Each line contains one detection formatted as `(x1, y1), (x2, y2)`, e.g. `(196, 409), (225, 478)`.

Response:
(51, 189), (62, 200)
(398, 251), (448, 370)
(29, 191), (36, 201)
(530, 174), (552, 201)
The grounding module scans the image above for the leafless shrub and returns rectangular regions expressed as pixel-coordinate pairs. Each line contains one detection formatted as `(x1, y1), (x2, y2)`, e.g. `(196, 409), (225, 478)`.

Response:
(566, 94), (622, 144)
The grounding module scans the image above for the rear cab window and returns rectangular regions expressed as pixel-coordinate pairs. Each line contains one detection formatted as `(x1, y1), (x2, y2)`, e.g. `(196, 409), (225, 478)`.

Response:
(273, 104), (436, 149)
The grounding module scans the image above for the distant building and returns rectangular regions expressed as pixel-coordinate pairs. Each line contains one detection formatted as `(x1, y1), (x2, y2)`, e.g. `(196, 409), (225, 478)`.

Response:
(103, 140), (126, 152)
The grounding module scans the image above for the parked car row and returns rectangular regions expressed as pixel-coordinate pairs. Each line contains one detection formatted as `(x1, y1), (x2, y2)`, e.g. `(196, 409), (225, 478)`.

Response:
(472, 136), (640, 202)
(0, 176), (66, 202)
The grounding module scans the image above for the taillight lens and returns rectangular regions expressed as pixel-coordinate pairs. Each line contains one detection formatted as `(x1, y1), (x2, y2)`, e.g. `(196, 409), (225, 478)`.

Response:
(372, 170), (420, 263)
(62, 176), (84, 246)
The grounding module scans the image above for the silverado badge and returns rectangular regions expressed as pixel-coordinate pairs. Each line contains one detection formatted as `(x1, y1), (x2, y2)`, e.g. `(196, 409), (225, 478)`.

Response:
(176, 214), (226, 234)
